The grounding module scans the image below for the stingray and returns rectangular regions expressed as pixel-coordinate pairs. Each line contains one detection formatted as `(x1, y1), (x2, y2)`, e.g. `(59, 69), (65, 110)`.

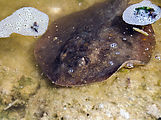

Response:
(34, 0), (155, 86)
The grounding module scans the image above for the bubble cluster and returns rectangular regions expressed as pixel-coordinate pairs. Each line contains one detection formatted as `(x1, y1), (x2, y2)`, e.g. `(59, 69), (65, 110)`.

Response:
(155, 54), (161, 61)
(109, 61), (114, 66)
(110, 43), (118, 48)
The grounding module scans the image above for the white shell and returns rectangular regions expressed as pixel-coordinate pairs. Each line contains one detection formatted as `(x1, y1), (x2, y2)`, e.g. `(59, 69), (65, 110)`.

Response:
(122, 0), (161, 25)
(0, 7), (49, 38)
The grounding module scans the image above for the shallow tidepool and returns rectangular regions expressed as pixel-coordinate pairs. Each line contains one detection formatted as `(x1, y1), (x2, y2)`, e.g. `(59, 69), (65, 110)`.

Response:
(0, 0), (161, 120)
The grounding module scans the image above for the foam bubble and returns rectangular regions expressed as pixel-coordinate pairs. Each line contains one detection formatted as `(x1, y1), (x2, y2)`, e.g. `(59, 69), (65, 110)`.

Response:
(122, 0), (161, 25)
(0, 7), (49, 38)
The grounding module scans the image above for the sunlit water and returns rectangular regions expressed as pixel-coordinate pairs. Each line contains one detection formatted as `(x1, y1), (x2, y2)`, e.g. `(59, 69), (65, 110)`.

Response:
(0, 0), (160, 119)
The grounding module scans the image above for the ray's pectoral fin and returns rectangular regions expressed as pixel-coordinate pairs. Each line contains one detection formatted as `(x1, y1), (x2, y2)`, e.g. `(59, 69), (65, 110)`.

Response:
(34, 0), (155, 86)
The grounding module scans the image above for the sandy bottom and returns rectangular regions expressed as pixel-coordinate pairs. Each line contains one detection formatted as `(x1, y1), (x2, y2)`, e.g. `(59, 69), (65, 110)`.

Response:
(0, 0), (161, 119)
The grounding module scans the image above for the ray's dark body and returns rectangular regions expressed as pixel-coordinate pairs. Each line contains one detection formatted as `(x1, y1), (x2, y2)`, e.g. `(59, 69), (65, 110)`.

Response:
(34, 0), (155, 86)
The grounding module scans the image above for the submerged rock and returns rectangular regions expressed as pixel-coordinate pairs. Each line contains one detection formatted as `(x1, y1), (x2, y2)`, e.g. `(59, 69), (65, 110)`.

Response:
(34, 0), (155, 86)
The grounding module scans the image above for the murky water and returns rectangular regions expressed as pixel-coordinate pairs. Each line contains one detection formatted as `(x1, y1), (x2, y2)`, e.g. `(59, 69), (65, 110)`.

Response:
(0, 0), (161, 119)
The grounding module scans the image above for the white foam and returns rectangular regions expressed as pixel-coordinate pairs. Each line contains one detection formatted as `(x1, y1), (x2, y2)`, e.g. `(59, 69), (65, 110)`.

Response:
(0, 7), (49, 38)
(122, 0), (161, 25)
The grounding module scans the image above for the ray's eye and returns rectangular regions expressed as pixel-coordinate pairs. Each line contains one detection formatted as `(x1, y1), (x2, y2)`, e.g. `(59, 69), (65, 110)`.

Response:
(60, 49), (67, 61)
(78, 57), (89, 67)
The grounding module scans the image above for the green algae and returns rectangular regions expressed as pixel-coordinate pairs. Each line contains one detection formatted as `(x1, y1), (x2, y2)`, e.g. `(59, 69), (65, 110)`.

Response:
(0, 66), (39, 119)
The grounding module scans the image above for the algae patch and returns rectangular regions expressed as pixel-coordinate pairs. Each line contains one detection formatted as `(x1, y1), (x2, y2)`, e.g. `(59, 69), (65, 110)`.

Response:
(0, 65), (39, 119)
